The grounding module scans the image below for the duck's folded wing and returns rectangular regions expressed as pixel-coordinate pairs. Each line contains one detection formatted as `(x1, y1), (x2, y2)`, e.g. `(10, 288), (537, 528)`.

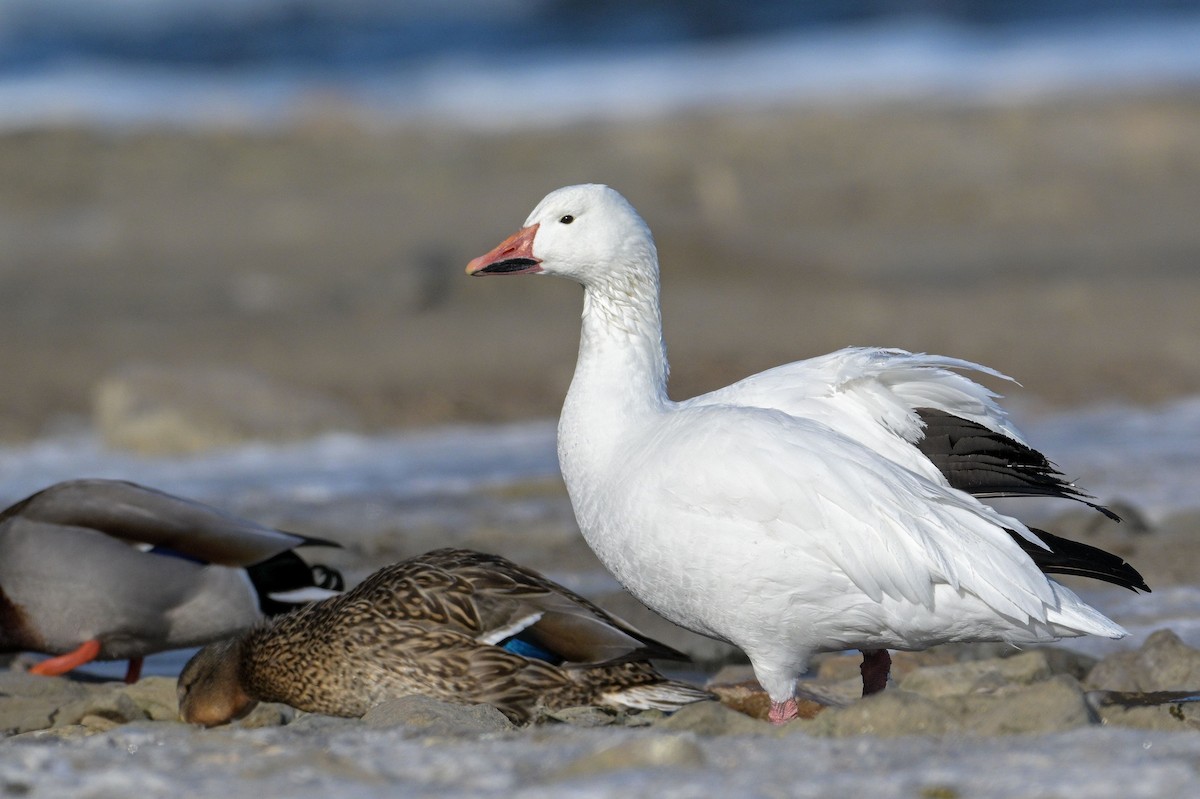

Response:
(2, 479), (335, 566)
(413, 549), (688, 666)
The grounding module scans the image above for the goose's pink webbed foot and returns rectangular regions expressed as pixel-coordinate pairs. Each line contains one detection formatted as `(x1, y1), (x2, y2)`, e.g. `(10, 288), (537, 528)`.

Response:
(768, 698), (799, 725)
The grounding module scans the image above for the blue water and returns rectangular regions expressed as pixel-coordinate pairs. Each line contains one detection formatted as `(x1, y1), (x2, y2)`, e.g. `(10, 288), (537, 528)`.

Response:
(1, 1), (1198, 129)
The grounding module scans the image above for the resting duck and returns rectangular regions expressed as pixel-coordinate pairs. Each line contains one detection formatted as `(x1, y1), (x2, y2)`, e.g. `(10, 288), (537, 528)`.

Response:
(0, 479), (343, 683)
(177, 547), (711, 726)
(466, 183), (1148, 724)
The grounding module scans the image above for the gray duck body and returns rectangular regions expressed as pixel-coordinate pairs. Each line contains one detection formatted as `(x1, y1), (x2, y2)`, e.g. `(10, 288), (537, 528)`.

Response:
(0, 479), (341, 671)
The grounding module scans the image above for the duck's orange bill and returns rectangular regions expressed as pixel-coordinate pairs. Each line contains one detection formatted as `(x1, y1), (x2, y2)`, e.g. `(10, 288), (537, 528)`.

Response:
(29, 639), (102, 676)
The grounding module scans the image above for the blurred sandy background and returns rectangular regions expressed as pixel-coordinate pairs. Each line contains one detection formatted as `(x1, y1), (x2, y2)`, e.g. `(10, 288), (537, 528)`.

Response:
(1, 93), (1197, 446)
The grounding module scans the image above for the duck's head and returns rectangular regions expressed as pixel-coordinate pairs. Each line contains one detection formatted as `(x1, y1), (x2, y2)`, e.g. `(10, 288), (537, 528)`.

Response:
(466, 184), (657, 288)
(177, 637), (257, 727)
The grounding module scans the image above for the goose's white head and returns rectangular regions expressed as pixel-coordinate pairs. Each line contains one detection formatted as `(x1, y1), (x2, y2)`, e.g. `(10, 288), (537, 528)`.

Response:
(466, 184), (657, 288)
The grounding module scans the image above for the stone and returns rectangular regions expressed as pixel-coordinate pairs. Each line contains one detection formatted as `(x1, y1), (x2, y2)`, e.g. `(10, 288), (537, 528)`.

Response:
(1086, 629), (1200, 692)
(1088, 692), (1200, 731)
(899, 651), (1054, 699)
(0, 673), (102, 736)
(808, 690), (956, 737)
(0, 698), (64, 737)
(119, 677), (181, 722)
(361, 695), (515, 735)
(54, 690), (147, 729)
(951, 675), (1094, 735)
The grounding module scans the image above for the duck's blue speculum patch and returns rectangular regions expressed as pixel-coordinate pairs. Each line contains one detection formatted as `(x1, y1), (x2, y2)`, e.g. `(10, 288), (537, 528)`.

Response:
(501, 636), (563, 665)
(148, 545), (206, 564)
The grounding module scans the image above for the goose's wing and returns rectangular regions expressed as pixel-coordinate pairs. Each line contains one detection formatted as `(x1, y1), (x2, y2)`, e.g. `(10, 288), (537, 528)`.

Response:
(0, 479), (335, 566)
(645, 405), (1069, 624)
(686, 347), (1107, 513)
(408, 548), (688, 665)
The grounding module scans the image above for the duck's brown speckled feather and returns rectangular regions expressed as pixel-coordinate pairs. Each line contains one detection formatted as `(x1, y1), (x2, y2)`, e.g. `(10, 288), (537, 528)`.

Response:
(217, 548), (710, 723)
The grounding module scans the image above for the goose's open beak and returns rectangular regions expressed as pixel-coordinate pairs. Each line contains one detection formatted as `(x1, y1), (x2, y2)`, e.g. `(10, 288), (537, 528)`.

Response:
(466, 224), (542, 275)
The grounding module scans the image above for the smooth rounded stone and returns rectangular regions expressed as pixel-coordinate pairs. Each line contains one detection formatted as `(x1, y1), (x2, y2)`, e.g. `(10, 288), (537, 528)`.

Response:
(652, 699), (776, 736)
(361, 695), (515, 735)
(93, 364), (360, 454)
(0, 673), (100, 736)
(807, 690), (955, 737)
(54, 690), (147, 729)
(1, 698), (71, 737)
(118, 676), (181, 722)
(899, 651), (1054, 699)
(947, 675), (1094, 735)
(1087, 693), (1200, 731)
(1086, 629), (1200, 692)
(546, 734), (708, 780)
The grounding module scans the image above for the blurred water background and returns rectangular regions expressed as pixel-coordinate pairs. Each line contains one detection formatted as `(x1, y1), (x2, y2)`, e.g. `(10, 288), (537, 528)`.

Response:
(1, 0), (1199, 129)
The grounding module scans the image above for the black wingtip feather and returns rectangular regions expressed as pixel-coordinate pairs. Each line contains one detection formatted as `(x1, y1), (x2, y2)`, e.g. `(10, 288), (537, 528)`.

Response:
(915, 408), (1119, 520)
(1009, 527), (1150, 593)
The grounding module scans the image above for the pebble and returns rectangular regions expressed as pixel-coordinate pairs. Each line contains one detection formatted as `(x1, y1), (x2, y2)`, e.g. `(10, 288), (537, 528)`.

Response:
(4, 635), (1199, 744)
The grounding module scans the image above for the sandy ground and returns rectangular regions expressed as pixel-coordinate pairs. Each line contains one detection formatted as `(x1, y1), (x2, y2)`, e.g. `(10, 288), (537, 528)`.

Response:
(1, 92), (1199, 444)
(2, 91), (1200, 796)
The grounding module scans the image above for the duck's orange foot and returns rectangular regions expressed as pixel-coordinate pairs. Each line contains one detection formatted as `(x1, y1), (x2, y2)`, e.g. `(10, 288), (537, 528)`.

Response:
(29, 639), (102, 677)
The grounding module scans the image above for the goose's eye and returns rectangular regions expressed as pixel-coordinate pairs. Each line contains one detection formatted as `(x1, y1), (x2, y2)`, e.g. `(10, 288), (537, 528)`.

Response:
(559, 215), (575, 224)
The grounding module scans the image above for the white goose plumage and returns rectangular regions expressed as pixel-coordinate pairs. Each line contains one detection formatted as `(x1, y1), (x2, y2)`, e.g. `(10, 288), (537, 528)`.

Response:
(467, 184), (1146, 722)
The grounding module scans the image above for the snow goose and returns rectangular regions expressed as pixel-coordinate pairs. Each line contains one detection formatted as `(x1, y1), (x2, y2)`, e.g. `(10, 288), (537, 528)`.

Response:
(466, 184), (1148, 723)
(0, 479), (343, 682)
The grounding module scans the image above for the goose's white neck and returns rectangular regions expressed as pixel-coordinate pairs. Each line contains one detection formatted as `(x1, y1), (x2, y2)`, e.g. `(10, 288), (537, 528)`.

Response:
(558, 263), (670, 480)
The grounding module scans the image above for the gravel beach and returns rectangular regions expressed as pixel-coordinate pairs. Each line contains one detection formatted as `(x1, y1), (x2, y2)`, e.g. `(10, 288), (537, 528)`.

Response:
(2, 90), (1200, 796)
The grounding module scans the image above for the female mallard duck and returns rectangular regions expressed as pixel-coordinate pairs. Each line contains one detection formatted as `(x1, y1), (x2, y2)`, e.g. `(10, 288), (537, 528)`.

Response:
(178, 547), (712, 725)
(0, 478), (343, 683)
